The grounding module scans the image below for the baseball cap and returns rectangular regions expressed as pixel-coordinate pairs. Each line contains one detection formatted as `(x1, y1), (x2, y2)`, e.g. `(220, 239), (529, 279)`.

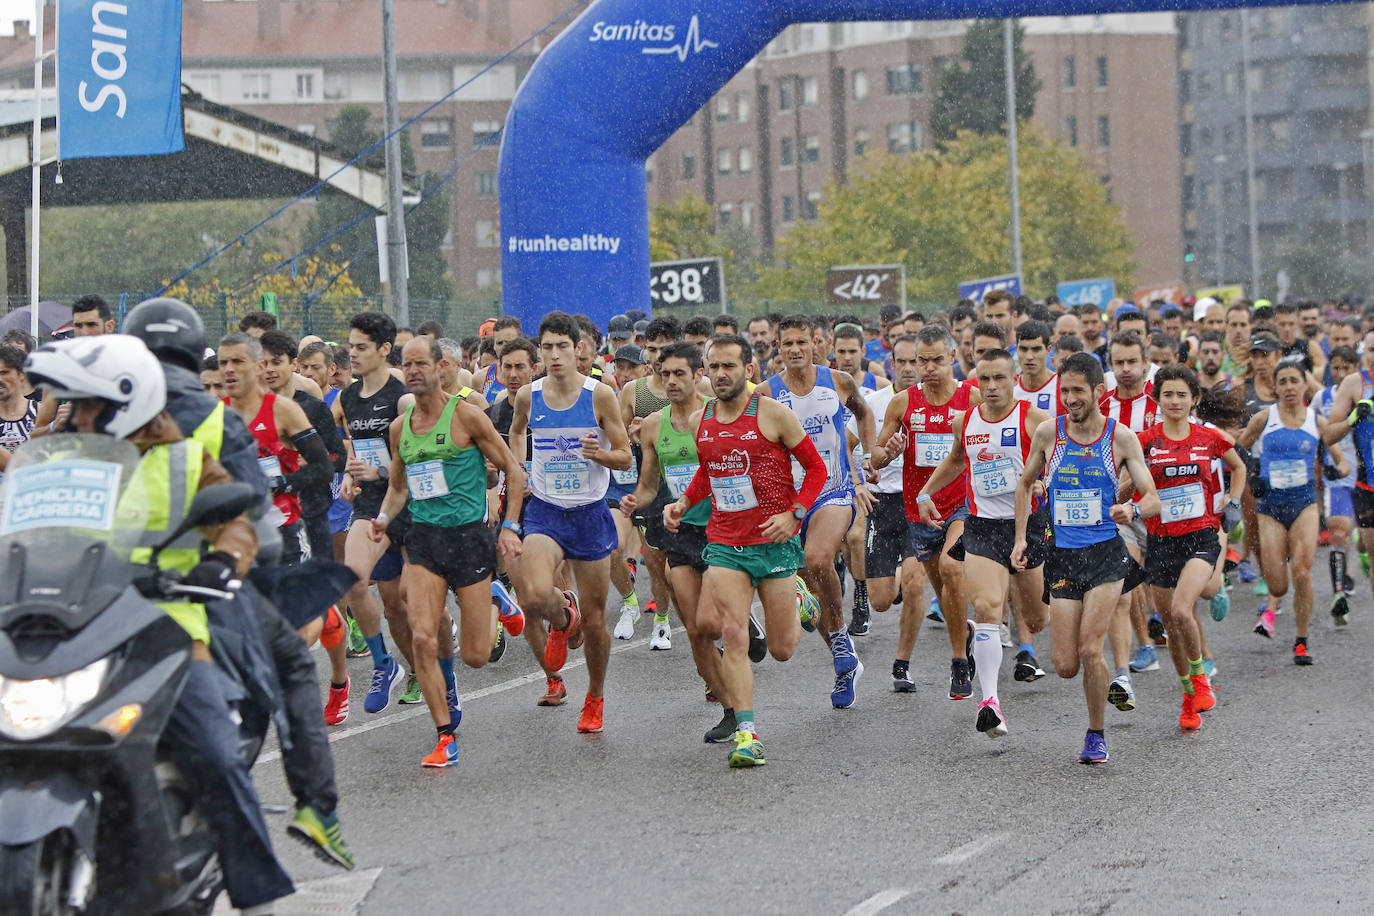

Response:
(613, 344), (645, 365)
(1248, 336), (1280, 353)
(634, 319), (650, 336)
(607, 314), (633, 336)
(478, 317), (497, 336)
(1193, 296), (1219, 322)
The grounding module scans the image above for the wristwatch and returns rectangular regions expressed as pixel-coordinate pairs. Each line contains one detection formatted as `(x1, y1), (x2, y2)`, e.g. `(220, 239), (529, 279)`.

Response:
(375, 465), (389, 482)
(501, 520), (523, 535)
(791, 503), (806, 521)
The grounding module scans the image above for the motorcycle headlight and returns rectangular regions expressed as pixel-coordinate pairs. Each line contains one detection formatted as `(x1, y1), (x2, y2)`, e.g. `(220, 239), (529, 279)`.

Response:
(0, 657), (109, 741)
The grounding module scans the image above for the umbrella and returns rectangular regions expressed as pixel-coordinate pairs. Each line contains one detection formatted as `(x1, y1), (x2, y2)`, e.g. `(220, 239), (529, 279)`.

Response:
(0, 302), (74, 338)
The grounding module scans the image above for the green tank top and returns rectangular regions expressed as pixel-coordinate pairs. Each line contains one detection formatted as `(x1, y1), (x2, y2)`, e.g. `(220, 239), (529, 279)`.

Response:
(657, 404), (710, 527)
(398, 396), (487, 527)
(634, 376), (671, 418)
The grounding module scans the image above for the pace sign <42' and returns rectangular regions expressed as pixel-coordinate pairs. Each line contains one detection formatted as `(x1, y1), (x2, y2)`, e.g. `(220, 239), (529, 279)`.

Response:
(650, 257), (725, 310)
(827, 264), (906, 308)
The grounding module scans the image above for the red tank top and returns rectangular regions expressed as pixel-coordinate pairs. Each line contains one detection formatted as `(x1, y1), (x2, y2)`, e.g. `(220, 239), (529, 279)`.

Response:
(696, 391), (795, 547)
(236, 391), (301, 526)
(902, 380), (975, 521)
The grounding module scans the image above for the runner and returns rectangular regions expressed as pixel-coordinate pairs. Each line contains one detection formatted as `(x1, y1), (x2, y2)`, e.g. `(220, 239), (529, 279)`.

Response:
(665, 334), (829, 767)
(480, 316), (523, 403)
(369, 336), (526, 766)
(507, 311), (633, 733)
(873, 326), (981, 698)
(1138, 365), (1245, 728)
(1315, 345), (1360, 622)
(1013, 352), (1159, 764)
(833, 321), (883, 634)
(0, 344), (37, 470)
(1240, 358), (1348, 663)
(1324, 342), (1374, 616)
(915, 348), (1051, 736)
(1013, 321), (1063, 415)
(768, 315), (876, 707)
(860, 336), (916, 626)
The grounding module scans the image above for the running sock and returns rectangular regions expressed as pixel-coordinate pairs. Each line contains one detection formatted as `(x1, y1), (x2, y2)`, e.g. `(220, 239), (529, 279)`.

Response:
(364, 633), (389, 667)
(1179, 674), (1194, 694)
(853, 579), (869, 609)
(653, 611), (669, 624)
(330, 681), (347, 690)
(622, 591), (639, 609)
(1295, 636), (1308, 647)
(1087, 729), (1104, 738)
(972, 623), (1002, 702)
(1019, 642), (1035, 656)
(1330, 549), (1347, 593)
(735, 709), (755, 736)
(1114, 666), (1130, 680)
(438, 654), (456, 688)
(437, 723), (454, 739)
(1188, 657), (1204, 678)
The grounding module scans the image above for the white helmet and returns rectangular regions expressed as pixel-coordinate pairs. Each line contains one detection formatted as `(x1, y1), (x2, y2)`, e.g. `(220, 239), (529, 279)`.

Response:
(24, 335), (167, 439)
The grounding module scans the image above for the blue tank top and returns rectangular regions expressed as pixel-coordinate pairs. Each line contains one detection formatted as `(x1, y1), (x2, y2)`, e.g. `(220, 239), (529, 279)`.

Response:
(768, 366), (852, 497)
(483, 363), (507, 405)
(1351, 370), (1374, 488)
(1045, 416), (1120, 548)
(528, 376), (609, 508)
(1255, 404), (1319, 504)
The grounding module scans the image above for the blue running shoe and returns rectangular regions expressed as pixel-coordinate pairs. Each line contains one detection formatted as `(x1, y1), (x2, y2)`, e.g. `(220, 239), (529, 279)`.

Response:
(491, 579), (525, 637)
(421, 733), (459, 768)
(1237, 560), (1258, 583)
(1129, 644), (1159, 673)
(831, 629), (858, 676)
(446, 678), (463, 729)
(831, 659), (863, 708)
(1202, 657), (1217, 682)
(1253, 578), (1268, 597)
(363, 656), (403, 713)
(926, 596), (944, 623)
(1210, 587), (1230, 622)
(1078, 731), (1109, 765)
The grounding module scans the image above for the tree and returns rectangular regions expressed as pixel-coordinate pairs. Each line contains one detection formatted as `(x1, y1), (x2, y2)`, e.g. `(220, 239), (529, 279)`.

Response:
(648, 194), (765, 306)
(751, 130), (1136, 306)
(930, 19), (1040, 144)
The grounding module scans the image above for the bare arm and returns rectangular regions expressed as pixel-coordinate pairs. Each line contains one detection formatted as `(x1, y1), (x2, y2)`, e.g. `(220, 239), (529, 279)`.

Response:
(1012, 419), (1054, 568)
(508, 386), (531, 465)
(1236, 409), (1269, 450)
(585, 384), (633, 471)
(1324, 373), (1362, 445)
(1113, 425), (1160, 521)
(625, 411), (663, 514)
(370, 417), (410, 534)
(870, 391), (909, 470)
(464, 403), (525, 555)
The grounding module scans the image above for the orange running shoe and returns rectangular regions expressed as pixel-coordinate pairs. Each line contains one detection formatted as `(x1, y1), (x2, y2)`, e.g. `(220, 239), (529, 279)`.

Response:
(577, 694), (604, 733)
(320, 605), (345, 650)
(537, 676), (567, 707)
(420, 733), (459, 768)
(1179, 692), (1201, 730)
(1190, 674), (1216, 711)
(564, 591), (584, 650)
(543, 594), (581, 672)
(1294, 642), (1314, 666)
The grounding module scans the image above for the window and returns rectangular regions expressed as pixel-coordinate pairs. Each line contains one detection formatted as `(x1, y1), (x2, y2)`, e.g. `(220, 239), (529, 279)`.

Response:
(854, 128), (870, 157)
(782, 194), (796, 222)
(1063, 56), (1076, 88)
(804, 191), (821, 220)
(295, 73), (314, 100)
(1066, 115), (1077, 147)
(420, 118), (452, 148)
(716, 95), (730, 122)
(737, 91), (751, 122)
(322, 72), (350, 100)
(719, 203), (733, 226)
(681, 154), (696, 179)
(799, 25), (816, 49)
(886, 64), (921, 95)
(804, 134), (820, 163)
(476, 268), (496, 289)
(801, 75), (819, 108)
(1097, 115), (1110, 148)
(740, 201), (754, 228)
(242, 73), (270, 101)
(717, 148), (732, 175)
(475, 219), (498, 248)
(1096, 56), (1108, 88)
(738, 147), (753, 174)
(188, 73), (221, 99)
(778, 79), (795, 111)
(887, 121), (919, 154)
(472, 119), (501, 145)
(853, 70), (869, 101)
(780, 137), (795, 168)
(476, 170), (498, 198)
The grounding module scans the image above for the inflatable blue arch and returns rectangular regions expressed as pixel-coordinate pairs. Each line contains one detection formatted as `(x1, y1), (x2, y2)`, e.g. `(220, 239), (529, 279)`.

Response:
(498, 0), (1335, 330)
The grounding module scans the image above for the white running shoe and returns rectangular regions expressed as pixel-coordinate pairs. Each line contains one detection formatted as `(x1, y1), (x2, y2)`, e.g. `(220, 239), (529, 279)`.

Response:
(613, 604), (639, 640)
(998, 623), (1014, 648)
(650, 618), (672, 650)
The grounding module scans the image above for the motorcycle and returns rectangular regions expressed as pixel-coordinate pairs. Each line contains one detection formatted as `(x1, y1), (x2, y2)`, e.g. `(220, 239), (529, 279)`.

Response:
(0, 434), (258, 915)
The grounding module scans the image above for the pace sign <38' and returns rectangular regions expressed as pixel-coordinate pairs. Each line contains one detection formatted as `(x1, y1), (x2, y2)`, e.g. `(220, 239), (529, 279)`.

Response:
(650, 257), (725, 309)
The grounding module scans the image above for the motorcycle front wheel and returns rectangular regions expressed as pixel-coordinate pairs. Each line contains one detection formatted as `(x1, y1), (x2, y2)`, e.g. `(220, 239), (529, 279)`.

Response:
(0, 832), (77, 916)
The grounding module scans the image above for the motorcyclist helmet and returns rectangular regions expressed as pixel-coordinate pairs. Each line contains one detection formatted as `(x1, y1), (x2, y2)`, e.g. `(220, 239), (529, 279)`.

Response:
(24, 336), (167, 439)
(123, 297), (206, 374)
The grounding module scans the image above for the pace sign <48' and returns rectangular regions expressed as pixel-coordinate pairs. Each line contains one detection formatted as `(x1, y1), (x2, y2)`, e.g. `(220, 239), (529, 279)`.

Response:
(650, 257), (725, 310)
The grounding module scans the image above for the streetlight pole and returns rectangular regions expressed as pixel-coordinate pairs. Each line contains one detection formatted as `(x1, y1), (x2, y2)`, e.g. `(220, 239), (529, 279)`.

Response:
(1241, 8), (1262, 296)
(381, 0), (409, 325)
(1335, 161), (1350, 255)
(1003, 19), (1023, 282)
(1213, 154), (1227, 287)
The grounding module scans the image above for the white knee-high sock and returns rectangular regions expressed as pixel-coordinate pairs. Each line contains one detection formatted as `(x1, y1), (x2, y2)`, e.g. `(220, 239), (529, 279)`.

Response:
(973, 623), (1002, 703)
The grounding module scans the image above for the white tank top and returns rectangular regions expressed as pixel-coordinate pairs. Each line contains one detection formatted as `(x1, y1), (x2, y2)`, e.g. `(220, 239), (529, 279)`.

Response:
(528, 376), (609, 508)
(963, 401), (1033, 520)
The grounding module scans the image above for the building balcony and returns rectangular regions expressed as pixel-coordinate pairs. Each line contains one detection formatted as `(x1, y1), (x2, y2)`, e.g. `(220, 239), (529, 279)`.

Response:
(1243, 37), (1293, 62)
(1298, 29), (1368, 57)
(1297, 85), (1369, 113)
(1248, 91), (1293, 117)
(1303, 140), (1365, 166)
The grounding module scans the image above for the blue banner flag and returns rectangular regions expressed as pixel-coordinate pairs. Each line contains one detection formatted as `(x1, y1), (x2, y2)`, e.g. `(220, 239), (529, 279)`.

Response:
(57, 0), (184, 159)
(1056, 278), (1116, 308)
(957, 274), (1021, 302)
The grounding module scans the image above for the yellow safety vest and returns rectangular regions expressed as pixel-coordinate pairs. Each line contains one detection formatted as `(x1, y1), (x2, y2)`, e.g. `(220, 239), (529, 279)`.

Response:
(190, 401), (226, 461)
(125, 440), (210, 644)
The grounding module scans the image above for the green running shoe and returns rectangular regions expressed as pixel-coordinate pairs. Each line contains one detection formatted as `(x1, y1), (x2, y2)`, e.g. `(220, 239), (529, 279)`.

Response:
(398, 672), (422, 705)
(288, 805), (357, 870)
(796, 576), (820, 634)
(489, 622), (507, 663)
(1362, 552), (1372, 580)
(346, 616), (368, 658)
(728, 729), (766, 768)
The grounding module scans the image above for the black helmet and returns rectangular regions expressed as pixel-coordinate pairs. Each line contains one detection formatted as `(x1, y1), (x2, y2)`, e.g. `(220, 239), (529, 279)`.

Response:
(124, 297), (206, 373)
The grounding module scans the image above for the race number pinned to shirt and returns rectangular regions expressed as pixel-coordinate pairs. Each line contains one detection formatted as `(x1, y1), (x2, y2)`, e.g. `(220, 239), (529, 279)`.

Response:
(1269, 459), (1308, 490)
(546, 460), (591, 495)
(0, 460), (122, 533)
(257, 456), (282, 480)
(711, 474), (758, 512)
(1054, 489), (1102, 527)
(406, 460), (450, 500)
(914, 433), (953, 467)
(971, 457), (1015, 497)
(665, 463), (697, 500)
(612, 465), (639, 487)
(353, 438), (391, 469)
(1159, 482), (1205, 521)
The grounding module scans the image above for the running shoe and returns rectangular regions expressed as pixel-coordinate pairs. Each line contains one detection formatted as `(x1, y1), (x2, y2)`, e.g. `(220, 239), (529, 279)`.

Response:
(1179, 692), (1201, 730)
(1210, 587), (1230, 622)
(705, 686), (719, 704)
(1319, 528), (1331, 547)
(1331, 591), (1351, 626)
(1254, 607), (1275, 639)
(1254, 578), (1269, 597)
(748, 614), (768, 663)
(564, 591), (585, 650)
(421, 733), (459, 768)
(892, 663), (916, 693)
(796, 576), (820, 633)
(832, 629), (859, 676)
(927, 596), (944, 623)
(1294, 642), (1313, 666)
(577, 695), (604, 733)
(538, 676), (567, 707)
(324, 678), (349, 726)
(492, 579), (525, 637)
(1236, 560), (1258, 583)
(976, 697), (1008, 737)
(850, 601), (871, 637)
(446, 679), (463, 729)
(728, 730), (766, 768)
(488, 623), (507, 663)
(1129, 644), (1159, 672)
(1013, 649), (1046, 682)
(288, 805), (356, 870)
(1078, 731), (1109, 765)
(1190, 674), (1216, 711)
(948, 658), (973, 700)
(964, 624), (977, 680)
(999, 623), (1014, 648)
(704, 709), (737, 744)
(1362, 549), (1372, 580)
(1147, 613), (1168, 646)
(612, 603), (639, 640)
(832, 659), (864, 708)
(1108, 674), (1137, 712)
(346, 615), (369, 658)
(544, 593), (582, 672)
(398, 671), (422, 705)
(1202, 657), (1217, 682)
(363, 657), (403, 713)
(320, 605), (344, 650)
(650, 616), (672, 651)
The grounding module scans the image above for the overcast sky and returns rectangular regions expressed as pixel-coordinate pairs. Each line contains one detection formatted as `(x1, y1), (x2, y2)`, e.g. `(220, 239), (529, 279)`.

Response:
(1, 0), (36, 37)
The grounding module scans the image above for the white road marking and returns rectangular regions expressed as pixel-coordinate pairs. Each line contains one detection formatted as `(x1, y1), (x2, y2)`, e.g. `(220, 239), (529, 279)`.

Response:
(932, 830), (1009, 865)
(843, 887), (918, 916)
(213, 866), (382, 915)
